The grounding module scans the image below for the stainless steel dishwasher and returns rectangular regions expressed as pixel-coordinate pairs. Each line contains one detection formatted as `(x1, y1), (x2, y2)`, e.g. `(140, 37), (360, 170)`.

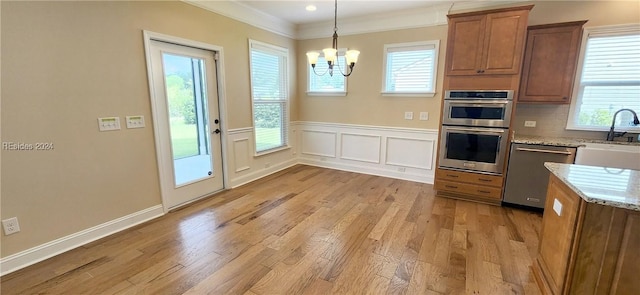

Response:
(503, 143), (576, 209)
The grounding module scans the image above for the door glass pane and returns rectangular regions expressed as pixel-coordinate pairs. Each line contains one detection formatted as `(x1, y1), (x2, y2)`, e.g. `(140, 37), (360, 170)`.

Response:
(162, 53), (213, 186)
(446, 132), (499, 163)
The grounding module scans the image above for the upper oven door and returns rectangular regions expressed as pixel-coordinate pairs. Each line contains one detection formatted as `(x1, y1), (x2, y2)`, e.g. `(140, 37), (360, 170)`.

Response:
(442, 99), (513, 128)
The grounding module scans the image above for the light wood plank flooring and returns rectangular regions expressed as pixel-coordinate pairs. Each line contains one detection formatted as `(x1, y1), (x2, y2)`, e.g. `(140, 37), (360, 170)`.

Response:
(1, 165), (543, 294)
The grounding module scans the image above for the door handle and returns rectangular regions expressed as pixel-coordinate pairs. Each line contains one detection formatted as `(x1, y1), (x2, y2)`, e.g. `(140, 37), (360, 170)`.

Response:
(516, 147), (572, 155)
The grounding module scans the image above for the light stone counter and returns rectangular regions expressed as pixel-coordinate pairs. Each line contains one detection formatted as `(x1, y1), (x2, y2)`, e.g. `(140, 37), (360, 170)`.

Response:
(513, 134), (640, 147)
(544, 162), (640, 211)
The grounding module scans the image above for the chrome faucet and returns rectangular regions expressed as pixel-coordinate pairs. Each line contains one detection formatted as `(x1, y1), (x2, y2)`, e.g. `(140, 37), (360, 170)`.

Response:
(606, 108), (640, 141)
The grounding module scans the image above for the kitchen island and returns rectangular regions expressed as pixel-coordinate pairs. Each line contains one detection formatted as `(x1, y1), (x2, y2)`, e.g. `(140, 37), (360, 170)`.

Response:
(534, 163), (639, 294)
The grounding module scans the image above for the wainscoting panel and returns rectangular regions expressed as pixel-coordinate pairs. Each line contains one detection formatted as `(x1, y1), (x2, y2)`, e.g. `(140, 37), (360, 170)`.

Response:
(226, 127), (297, 188)
(233, 138), (251, 173)
(340, 133), (381, 164)
(385, 137), (435, 169)
(301, 130), (337, 158)
(295, 122), (439, 184)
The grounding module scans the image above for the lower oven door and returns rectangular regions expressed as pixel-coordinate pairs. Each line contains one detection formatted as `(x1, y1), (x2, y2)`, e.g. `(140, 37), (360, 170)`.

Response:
(438, 126), (509, 174)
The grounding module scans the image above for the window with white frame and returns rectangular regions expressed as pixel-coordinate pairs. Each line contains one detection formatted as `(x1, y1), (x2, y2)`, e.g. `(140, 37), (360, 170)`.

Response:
(307, 52), (347, 95)
(567, 24), (640, 132)
(382, 40), (439, 96)
(249, 40), (289, 154)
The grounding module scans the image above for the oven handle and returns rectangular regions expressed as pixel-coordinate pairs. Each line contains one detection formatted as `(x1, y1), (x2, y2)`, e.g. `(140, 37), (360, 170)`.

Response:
(445, 127), (506, 133)
(515, 147), (573, 155)
(446, 100), (511, 105)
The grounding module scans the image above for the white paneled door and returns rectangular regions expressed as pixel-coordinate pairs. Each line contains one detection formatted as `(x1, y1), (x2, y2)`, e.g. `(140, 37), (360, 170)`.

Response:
(148, 40), (224, 209)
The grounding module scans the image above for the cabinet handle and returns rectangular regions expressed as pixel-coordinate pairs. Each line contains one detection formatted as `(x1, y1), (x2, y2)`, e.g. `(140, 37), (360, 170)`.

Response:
(478, 178), (492, 182)
(477, 190), (491, 194)
(563, 97), (568, 100)
(446, 174), (459, 178)
(445, 185), (458, 189)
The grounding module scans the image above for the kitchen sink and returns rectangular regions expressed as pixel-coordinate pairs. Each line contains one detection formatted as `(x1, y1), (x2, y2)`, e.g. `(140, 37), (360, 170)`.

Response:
(574, 142), (640, 170)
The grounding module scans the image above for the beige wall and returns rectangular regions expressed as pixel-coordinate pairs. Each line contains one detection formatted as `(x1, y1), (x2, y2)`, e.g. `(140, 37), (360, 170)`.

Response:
(514, 0), (640, 139)
(297, 26), (448, 129)
(1, 1), (296, 257)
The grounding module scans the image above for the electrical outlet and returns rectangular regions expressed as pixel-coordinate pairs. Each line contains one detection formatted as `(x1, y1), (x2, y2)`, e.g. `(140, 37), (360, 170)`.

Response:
(524, 120), (537, 127)
(398, 167), (406, 172)
(404, 112), (413, 120)
(2, 217), (21, 235)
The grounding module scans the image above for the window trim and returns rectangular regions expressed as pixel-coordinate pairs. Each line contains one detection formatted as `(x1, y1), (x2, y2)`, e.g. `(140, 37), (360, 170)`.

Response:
(566, 24), (640, 132)
(306, 48), (348, 96)
(248, 39), (291, 156)
(381, 40), (440, 97)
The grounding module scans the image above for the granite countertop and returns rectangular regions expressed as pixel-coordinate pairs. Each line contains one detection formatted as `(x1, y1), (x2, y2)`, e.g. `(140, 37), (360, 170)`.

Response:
(545, 162), (640, 211)
(512, 134), (640, 147)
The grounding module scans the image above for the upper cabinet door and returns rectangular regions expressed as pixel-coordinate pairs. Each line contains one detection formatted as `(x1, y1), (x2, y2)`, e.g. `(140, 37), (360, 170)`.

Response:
(518, 21), (587, 104)
(445, 6), (532, 76)
(482, 10), (529, 74)
(445, 14), (486, 76)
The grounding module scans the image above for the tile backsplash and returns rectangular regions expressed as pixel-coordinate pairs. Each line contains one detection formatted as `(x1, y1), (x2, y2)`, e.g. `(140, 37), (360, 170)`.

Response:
(513, 104), (612, 140)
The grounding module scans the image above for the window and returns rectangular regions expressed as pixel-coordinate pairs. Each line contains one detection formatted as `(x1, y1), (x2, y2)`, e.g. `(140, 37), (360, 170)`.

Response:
(382, 41), (440, 96)
(249, 40), (289, 154)
(567, 25), (640, 132)
(307, 52), (347, 96)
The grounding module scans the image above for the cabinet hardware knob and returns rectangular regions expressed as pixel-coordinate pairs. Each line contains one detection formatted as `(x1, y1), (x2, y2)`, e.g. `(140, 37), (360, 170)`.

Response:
(478, 190), (491, 194)
(446, 174), (459, 178)
(563, 97), (568, 100)
(445, 185), (458, 189)
(478, 178), (491, 182)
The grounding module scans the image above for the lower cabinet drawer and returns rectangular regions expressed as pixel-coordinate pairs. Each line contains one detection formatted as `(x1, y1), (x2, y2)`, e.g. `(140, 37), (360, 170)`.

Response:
(436, 169), (503, 187)
(435, 180), (503, 200)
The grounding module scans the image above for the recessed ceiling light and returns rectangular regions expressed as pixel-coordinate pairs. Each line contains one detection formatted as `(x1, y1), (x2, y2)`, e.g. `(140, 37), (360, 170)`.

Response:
(306, 5), (317, 12)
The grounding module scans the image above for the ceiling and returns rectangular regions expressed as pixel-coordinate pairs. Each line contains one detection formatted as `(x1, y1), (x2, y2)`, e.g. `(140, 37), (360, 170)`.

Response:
(235, 0), (454, 25)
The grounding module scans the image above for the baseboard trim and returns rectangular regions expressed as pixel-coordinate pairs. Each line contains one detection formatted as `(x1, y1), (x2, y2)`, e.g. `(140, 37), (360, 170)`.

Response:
(0, 205), (164, 276)
(299, 158), (434, 184)
(229, 158), (298, 188)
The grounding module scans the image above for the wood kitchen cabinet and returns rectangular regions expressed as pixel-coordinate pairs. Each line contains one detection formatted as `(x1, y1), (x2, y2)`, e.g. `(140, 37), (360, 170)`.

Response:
(445, 5), (533, 76)
(534, 174), (640, 294)
(435, 168), (504, 205)
(518, 21), (587, 103)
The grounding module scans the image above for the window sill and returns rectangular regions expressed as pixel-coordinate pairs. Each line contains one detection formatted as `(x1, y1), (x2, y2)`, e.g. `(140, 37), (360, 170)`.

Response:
(566, 125), (640, 133)
(381, 91), (436, 98)
(306, 91), (347, 97)
(254, 145), (291, 157)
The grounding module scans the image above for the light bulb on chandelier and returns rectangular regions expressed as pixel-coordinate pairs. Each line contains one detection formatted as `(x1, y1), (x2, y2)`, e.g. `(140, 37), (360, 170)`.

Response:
(306, 0), (360, 77)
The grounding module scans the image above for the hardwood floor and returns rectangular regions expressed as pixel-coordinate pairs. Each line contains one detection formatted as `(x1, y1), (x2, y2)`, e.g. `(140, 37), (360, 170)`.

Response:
(1, 165), (543, 294)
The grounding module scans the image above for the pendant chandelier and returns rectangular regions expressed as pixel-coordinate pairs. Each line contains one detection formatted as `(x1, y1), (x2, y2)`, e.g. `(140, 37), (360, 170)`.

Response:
(306, 0), (360, 77)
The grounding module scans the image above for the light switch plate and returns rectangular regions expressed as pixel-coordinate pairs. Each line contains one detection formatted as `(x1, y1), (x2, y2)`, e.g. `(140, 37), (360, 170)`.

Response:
(419, 112), (429, 121)
(404, 112), (413, 120)
(126, 116), (145, 129)
(524, 120), (537, 127)
(553, 198), (563, 216)
(98, 117), (121, 131)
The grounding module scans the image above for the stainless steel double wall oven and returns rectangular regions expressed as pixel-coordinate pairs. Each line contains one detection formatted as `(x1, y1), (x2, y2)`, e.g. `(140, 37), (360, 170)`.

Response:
(438, 90), (514, 175)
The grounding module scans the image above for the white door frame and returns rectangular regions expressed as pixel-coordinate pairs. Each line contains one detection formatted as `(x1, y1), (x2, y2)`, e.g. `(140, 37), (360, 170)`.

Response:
(143, 30), (230, 213)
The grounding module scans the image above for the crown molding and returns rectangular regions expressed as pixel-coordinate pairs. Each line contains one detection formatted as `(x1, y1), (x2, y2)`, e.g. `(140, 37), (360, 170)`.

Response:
(182, 0), (297, 39)
(296, 3), (452, 40)
(183, 1), (529, 40)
